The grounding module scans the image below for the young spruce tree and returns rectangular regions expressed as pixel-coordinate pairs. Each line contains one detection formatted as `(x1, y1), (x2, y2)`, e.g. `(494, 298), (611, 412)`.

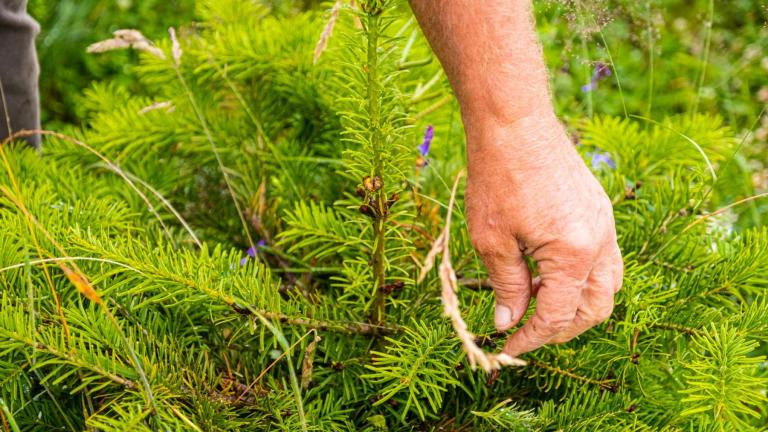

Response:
(0, 0), (766, 430)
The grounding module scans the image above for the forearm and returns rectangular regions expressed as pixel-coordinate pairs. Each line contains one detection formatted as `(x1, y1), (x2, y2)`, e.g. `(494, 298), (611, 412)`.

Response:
(409, 0), (555, 132)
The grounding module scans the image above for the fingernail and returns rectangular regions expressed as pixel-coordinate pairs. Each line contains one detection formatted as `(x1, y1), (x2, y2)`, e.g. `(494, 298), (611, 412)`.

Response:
(494, 304), (513, 331)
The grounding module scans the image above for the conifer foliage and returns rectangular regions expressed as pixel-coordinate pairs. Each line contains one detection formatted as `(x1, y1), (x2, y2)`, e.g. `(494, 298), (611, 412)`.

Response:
(1, 1), (767, 430)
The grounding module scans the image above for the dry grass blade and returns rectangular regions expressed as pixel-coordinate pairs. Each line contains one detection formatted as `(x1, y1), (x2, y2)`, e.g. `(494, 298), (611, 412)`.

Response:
(420, 171), (526, 372)
(87, 29), (165, 59)
(168, 27), (183, 66)
(313, 0), (342, 64)
(301, 334), (321, 389)
(60, 264), (102, 304)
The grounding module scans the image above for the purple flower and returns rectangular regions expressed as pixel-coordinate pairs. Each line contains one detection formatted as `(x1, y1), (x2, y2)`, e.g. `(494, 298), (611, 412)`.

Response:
(239, 240), (266, 266)
(581, 61), (612, 93)
(417, 125), (434, 157)
(587, 150), (616, 170)
(581, 82), (597, 93)
(594, 62), (612, 80)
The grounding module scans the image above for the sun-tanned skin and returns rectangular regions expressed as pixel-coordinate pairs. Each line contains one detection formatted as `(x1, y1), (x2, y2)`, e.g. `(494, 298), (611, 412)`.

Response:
(409, 0), (623, 357)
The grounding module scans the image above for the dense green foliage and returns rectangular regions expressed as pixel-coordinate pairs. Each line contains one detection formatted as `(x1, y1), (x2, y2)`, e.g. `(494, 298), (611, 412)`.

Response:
(1, 0), (767, 430)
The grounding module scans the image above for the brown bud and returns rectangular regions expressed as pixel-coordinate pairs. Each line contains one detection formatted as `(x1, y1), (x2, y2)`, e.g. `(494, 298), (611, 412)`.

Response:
(363, 175), (383, 192)
(624, 186), (636, 200)
(380, 280), (405, 295)
(359, 204), (375, 218)
(372, 176), (383, 191)
(355, 186), (366, 198)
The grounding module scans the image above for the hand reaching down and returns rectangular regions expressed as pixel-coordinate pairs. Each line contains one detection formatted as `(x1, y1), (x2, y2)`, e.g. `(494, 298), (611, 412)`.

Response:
(465, 115), (623, 358)
(409, 0), (623, 357)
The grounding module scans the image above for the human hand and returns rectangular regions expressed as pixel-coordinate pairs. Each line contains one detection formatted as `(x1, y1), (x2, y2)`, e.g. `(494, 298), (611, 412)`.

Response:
(464, 113), (623, 358)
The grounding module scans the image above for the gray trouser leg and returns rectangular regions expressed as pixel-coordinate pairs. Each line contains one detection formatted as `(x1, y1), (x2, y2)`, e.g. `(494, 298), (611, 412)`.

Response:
(0, 0), (40, 148)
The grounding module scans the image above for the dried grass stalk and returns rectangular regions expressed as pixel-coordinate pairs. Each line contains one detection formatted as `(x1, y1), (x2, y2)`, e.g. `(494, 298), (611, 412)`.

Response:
(87, 29), (165, 59)
(168, 27), (183, 66)
(419, 171), (527, 372)
(313, 0), (343, 64)
(138, 101), (175, 115)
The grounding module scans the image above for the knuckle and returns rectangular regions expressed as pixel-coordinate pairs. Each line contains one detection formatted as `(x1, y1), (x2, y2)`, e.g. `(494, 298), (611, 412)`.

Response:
(471, 236), (498, 257)
(588, 303), (614, 325)
(559, 231), (598, 259)
(599, 195), (614, 212)
(493, 280), (530, 298)
(535, 314), (575, 335)
(594, 305), (614, 323)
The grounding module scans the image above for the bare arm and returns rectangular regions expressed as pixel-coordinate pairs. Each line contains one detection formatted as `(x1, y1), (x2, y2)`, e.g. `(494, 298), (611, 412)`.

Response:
(409, 0), (552, 127)
(411, 0), (623, 357)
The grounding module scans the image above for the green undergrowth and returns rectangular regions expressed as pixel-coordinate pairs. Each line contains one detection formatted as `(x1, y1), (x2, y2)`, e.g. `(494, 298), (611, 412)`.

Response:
(1, 0), (767, 430)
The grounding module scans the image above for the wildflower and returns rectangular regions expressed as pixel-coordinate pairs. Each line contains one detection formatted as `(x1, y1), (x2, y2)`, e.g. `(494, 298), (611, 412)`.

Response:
(594, 62), (612, 80)
(581, 82), (597, 93)
(587, 150), (615, 170)
(581, 61), (612, 93)
(240, 240), (266, 266)
(416, 125), (433, 168)
(418, 125), (434, 156)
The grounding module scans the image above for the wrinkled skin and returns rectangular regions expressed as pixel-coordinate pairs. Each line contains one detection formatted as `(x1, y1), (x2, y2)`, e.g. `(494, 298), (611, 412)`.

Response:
(410, 0), (623, 357)
(465, 114), (623, 357)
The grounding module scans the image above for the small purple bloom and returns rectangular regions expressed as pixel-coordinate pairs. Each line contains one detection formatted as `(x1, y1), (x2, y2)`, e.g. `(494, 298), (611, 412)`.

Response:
(594, 62), (612, 80)
(587, 150), (616, 170)
(239, 240), (266, 266)
(581, 61), (612, 93)
(417, 125), (434, 157)
(581, 82), (597, 93)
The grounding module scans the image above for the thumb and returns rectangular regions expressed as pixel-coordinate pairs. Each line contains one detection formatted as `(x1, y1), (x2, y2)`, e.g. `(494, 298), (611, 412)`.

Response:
(485, 253), (533, 331)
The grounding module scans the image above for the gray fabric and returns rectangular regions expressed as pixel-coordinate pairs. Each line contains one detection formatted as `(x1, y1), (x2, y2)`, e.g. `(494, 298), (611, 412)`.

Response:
(0, 0), (40, 148)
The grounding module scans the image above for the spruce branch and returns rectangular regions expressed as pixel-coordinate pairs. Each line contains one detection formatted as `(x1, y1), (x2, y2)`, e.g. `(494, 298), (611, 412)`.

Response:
(527, 359), (618, 392)
(649, 322), (700, 336)
(4, 129), (199, 247)
(252, 311), (401, 335)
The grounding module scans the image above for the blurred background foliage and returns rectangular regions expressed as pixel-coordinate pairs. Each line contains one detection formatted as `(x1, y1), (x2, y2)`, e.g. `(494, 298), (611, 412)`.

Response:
(29, 0), (196, 125)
